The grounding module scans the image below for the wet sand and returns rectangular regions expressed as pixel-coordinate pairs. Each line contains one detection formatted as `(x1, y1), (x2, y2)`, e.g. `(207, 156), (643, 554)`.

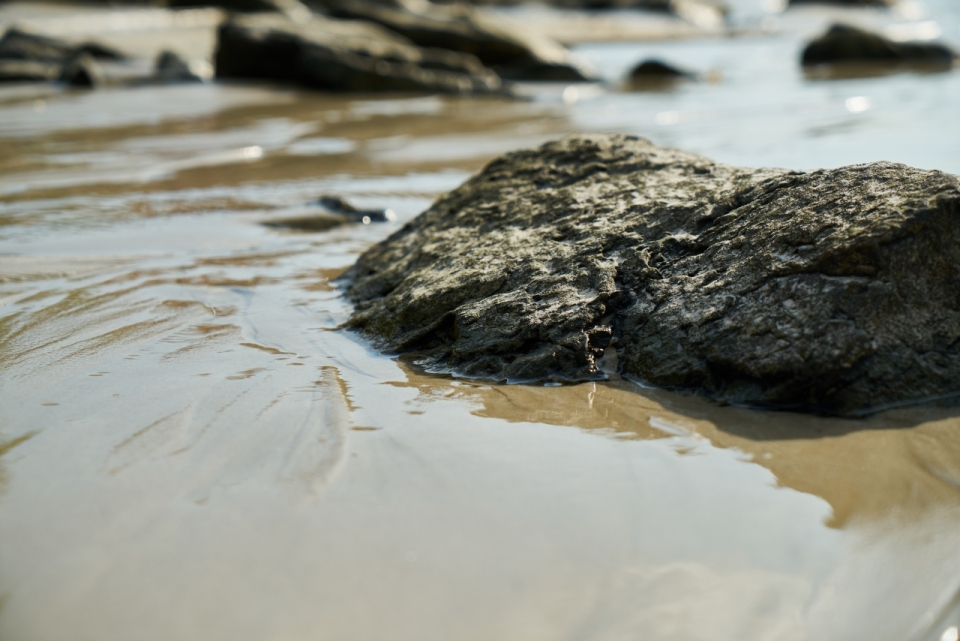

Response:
(2, 1), (960, 639)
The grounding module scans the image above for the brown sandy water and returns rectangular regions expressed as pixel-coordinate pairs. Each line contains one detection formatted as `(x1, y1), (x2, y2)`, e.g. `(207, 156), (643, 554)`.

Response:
(2, 2), (960, 639)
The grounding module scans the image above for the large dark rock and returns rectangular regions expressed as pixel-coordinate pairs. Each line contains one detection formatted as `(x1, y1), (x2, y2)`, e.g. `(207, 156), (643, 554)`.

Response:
(215, 13), (506, 94)
(309, 0), (592, 81)
(802, 24), (958, 70)
(345, 134), (960, 416)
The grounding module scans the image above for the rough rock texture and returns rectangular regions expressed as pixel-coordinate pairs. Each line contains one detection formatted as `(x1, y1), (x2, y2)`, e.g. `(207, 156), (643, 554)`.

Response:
(215, 13), (506, 94)
(309, 0), (592, 81)
(345, 134), (960, 415)
(802, 24), (958, 69)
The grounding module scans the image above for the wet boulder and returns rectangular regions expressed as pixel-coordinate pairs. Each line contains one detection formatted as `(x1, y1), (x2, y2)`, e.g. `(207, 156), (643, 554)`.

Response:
(345, 133), (960, 416)
(214, 13), (506, 94)
(802, 24), (958, 70)
(310, 0), (593, 81)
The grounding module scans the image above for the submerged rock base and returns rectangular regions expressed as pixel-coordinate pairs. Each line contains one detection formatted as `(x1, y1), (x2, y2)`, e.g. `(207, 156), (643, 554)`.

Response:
(345, 134), (960, 415)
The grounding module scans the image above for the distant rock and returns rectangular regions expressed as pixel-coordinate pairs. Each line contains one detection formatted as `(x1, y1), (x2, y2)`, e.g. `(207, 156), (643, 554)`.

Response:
(310, 0), (593, 81)
(627, 58), (694, 88)
(345, 133), (960, 416)
(0, 59), (61, 83)
(215, 13), (507, 94)
(166, 0), (288, 10)
(154, 50), (204, 82)
(60, 53), (103, 87)
(168, 0), (315, 21)
(802, 24), (958, 71)
(0, 28), (122, 85)
(789, 0), (896, 7)
(0, 29), (122, 63)
(434, 0), (728, 30)
(316, 196), (397, 223)
(264, 195), (396, 231)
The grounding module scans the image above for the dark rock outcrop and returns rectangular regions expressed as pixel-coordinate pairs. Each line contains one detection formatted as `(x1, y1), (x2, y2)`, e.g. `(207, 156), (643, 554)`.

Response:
(344, 134), (960, 416)
(802, 24), (958, 70)
(215, 13), (506, 94)
(0, 28), (122, 84)
(310, 0), (592, 81)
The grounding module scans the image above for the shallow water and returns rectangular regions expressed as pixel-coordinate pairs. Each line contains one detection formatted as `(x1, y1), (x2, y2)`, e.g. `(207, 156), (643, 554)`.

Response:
(2, 1), (960, 639)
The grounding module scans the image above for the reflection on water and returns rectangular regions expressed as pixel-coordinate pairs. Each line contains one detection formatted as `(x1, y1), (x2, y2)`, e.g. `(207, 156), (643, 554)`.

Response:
(1, 2), (959, 639)
(394, 365), (960, 528)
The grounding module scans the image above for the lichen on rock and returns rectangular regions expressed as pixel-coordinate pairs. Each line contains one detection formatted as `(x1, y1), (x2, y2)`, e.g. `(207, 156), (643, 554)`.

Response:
(344, 134), (960, 415)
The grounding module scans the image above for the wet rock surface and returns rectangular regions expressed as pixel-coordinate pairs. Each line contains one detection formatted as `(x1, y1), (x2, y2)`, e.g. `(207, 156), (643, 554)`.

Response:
(311, 0), (593, 81)
(345, 134), (960, 415)
(215, 13), (506, 94)
(802, 24), (958, 70)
